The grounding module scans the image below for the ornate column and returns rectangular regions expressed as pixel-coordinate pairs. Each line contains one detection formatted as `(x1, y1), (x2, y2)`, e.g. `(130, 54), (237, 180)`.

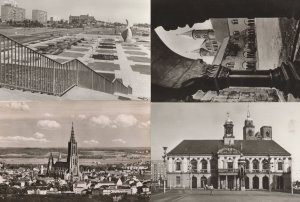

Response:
(259, 159), (263, 172)
(249, 176), (253, 189)
(218, 175), (220, 189)
(199, 158), (203, 172)
(183, 158), (188, 172)
(238, 155), (246, 191)
(269, 174), (273, 190)
(270, 158), (275, 172)
(168, 158), (173, 172)
(197, 159), (201, 173)
(207, 158), (211, 173)
(249, 159), (253, 172)
(259, 176), (263, 189)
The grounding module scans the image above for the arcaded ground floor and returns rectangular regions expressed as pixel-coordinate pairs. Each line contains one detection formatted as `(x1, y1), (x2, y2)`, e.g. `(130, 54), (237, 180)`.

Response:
(151, 189), (299, 202)
(167, 173), (291, 191)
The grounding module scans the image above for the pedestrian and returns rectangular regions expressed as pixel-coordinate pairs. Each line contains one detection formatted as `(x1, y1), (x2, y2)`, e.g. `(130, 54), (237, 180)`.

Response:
(205, 184), (214, 196)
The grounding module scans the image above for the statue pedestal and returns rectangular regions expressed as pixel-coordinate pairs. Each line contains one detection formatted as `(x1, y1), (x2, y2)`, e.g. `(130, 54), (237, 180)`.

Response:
(240, 186), (246, 191)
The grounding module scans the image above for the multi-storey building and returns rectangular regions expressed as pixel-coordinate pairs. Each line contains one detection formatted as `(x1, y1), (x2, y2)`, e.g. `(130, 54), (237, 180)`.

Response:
(32, 9), (47, 24)
(69, 14), (95, 25)
(1, 1), (25, 22)
(47, 123), (81, 181)
(151, 160), (166, 184)
(212, 18), (258, 70)
(165, 111), (292, 191)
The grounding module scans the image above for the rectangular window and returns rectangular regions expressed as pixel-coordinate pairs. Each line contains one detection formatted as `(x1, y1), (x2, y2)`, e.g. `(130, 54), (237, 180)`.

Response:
(278, 162), (283, 171)
(176, 176), (181, 186)
(176, 162), (181, 171)
(228, 162), (233, 169)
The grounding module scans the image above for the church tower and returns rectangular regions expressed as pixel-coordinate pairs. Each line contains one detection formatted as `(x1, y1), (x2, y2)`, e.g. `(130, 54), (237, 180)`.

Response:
(67, 123), (80, 177)
(223, 113), (235, 146)
(47, 153), (54, 175)
(243, 106), (256, 140)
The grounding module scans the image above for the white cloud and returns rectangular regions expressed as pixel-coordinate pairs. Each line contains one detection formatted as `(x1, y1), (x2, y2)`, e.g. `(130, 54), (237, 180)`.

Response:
(83, 140), (99, 145)
(112, 139), (126, 144)
(0, 136), (48, 143)
(78, 114), (87, 120)
(37, 120), (61, 130)
(5, 102), (29, 111)
(33, 132), (45, 139)
(90, 115), (112, 128)
(44, 113), (53, 118)
(114, 114), (137, 127)
(139, 120), (151, 128)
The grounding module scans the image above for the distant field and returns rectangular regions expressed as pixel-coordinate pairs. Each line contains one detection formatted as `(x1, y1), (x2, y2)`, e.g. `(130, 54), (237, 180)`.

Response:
(0, 147), (150, 165)
(0, 157), (149, 165)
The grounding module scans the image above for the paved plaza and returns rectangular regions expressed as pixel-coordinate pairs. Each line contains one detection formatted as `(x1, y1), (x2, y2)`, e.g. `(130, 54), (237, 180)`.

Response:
(151, 189), (300, 202)
(33, 33), (150, 99)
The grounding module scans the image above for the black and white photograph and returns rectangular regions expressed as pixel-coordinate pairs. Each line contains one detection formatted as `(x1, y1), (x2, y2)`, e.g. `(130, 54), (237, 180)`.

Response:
(0, 0), (150, 101)
(151, 0), (300, 102)
(2, 0), (300, 201)
(0, 101), (151, 201)
(151, 103), (300, 201)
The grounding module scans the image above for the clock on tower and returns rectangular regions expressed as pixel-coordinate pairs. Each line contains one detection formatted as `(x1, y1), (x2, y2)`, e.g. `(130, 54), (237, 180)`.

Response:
(243, 108), (256, 140)
(223, 113), (235, 145)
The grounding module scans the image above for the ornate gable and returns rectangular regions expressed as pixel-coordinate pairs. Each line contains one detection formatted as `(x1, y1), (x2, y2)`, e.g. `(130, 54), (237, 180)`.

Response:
(217, 147), (241, 155)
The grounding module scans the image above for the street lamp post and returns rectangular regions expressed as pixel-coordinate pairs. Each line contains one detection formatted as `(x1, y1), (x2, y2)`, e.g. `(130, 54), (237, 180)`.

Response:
(291, 157), (293, 194)
(162, 147), (168, 194)
(188, 154), (192, 190)
(268, 154), (273, 192)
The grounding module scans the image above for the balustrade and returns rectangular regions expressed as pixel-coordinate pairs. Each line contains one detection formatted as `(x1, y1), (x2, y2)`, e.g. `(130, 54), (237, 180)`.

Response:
(0, 33), (132, 96)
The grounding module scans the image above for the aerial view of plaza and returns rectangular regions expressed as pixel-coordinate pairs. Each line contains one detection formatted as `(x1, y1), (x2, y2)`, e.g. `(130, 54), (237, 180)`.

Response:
(0, 0), (150, 101)
(152, 16), (300, 102)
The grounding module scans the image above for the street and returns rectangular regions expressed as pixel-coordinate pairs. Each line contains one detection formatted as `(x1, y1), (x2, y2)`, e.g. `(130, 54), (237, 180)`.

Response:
(151, 189), (300, 202)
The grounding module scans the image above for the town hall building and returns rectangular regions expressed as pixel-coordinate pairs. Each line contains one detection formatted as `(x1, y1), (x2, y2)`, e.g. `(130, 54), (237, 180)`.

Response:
(47, 123), (81, 181)
(165, 111), (292, 191)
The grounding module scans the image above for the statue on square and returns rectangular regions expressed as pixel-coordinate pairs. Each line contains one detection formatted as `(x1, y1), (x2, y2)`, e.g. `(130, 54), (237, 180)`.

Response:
(121, 19), (133, 42)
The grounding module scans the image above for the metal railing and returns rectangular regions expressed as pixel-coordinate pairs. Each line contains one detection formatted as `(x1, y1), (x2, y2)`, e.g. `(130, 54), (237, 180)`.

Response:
(0, 33), (132, 96)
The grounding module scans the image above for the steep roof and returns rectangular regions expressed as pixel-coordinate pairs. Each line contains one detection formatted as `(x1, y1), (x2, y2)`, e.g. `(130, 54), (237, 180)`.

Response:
(168, 140), (291, 156)
(53, 161), (68, 169)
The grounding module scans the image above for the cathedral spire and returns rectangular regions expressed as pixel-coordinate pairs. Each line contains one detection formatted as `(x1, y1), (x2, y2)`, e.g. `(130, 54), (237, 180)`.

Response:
(58, 152), (61, 162)
(70, 122), (75, 141)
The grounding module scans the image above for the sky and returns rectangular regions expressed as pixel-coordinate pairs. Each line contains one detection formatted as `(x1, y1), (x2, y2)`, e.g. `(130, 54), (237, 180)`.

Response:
(0, 0), (150, 23)
(0, 101), (150, 148)
(151, 103), (300, 180)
